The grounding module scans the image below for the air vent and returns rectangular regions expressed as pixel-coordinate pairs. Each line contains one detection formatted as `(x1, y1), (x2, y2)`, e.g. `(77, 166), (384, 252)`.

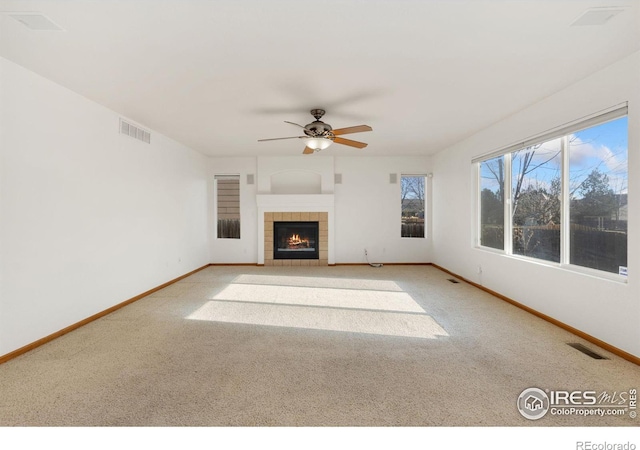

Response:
(447, 278), (460, 284)
(8, 13), (64, 31)
(567, 343), (608, 360)
(571, 7), (626, 26)
(120, 119), (151, 144)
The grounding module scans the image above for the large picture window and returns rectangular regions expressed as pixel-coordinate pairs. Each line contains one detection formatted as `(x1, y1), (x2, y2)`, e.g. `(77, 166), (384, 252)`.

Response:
(475, 108), (628, 277)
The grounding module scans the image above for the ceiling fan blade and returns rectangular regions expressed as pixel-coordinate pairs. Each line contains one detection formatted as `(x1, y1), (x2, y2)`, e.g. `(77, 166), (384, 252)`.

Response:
(333, 137), (368, 149)
(302, 147), (315, 155)
(258, 136), (306, 142)
(284, 121), (307, 129)
(332, 125), (372, 136)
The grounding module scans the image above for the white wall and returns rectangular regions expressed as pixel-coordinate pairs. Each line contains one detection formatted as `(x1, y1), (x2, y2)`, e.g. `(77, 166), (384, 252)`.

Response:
(0, 57), (210, 357)
(334, 157), (432, 263)
(432, 51), (640, 358)
(209, 155), (433, 264)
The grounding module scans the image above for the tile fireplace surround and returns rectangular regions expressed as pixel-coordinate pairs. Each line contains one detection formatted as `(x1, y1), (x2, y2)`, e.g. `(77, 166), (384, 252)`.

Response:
(256, 193), (334, 266)
(264, 212), (328, 266)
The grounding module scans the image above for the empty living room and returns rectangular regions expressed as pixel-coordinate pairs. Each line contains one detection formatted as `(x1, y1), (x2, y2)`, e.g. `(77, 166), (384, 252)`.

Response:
(1, 0), (639, 447)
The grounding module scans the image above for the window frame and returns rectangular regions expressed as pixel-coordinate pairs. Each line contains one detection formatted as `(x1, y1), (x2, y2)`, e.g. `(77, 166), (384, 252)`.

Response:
(214, 174), (241, 240)
(477, 155), (506, 251)
(400, 174), (427, 239)
(474, 105), (628, 283)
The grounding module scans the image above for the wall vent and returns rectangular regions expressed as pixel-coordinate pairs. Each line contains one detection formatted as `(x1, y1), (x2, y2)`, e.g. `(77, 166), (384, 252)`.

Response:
(120, 119), (151, 144)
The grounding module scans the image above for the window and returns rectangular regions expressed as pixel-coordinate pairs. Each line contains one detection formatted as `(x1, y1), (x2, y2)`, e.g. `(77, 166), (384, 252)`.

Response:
(401, 175), (425, 238)
(475, 108), (628, 277)
(511, 140), (562, 262)
(215, 175), (240, 239)
(480, 156), (505, 250)
(569, 117), (628, 273)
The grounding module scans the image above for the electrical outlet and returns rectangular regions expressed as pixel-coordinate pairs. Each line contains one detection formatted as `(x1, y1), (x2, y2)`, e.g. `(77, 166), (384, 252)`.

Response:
(477, 265), (483, 274)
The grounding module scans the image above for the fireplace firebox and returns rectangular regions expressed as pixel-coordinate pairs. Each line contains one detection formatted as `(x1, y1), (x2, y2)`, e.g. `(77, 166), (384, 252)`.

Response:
(273, 221), (319, 260)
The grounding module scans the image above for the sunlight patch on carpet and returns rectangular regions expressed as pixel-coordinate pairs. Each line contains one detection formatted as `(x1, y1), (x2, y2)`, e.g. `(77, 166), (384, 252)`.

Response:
(208, 283), (424, 313)
(187, 274), (448, 339)
(232, 274), (404, 292)
(187, 300), (448, 339)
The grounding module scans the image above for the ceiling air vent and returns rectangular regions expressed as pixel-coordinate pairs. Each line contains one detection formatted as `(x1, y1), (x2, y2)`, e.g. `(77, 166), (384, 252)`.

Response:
(571, 7), (627, 26)
(120, 119), (151, 144)
(7, 13), (64, 31)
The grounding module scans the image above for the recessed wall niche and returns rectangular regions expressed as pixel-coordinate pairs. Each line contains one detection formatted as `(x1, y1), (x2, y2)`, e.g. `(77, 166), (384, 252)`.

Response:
(270, 171), (322, 194)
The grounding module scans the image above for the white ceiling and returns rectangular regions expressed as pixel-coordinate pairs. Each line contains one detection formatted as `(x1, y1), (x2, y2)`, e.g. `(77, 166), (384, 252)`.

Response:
(1, 0), (639, 157)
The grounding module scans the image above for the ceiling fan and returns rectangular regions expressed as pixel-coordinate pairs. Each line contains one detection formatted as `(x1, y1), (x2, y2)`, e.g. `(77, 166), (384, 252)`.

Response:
(258, 109), (372, 154)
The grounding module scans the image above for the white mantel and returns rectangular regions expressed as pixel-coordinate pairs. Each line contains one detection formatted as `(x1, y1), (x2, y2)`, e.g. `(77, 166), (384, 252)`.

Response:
(257, 194), (335, 265)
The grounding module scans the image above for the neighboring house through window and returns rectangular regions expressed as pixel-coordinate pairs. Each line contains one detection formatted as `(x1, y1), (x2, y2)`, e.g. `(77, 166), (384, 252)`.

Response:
(215, 175), (240, 239)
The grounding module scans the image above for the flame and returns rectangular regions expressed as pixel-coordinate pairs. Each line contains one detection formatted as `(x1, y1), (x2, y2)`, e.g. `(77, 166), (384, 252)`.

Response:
(288, 233), (309, 248)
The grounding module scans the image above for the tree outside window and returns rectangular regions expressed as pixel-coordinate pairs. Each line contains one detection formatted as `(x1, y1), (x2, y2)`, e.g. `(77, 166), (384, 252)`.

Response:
(480, 156), (505, 250)
(476, 114), (628, 276)
(401, 175), (425, 238)
(569, 117), (628, 273)
(511, 140), (562, 262)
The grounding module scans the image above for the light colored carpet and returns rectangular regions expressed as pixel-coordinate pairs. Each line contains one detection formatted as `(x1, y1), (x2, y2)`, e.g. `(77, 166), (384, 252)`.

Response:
(0, 265), (638, 426)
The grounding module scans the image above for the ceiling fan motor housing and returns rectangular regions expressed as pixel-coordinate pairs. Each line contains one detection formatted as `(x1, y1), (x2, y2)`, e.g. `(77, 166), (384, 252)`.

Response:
(304, 120), (333, 137)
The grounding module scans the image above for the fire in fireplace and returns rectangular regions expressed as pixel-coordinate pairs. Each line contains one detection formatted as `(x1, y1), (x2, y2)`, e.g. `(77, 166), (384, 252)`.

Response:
(273, 221), (319, 260)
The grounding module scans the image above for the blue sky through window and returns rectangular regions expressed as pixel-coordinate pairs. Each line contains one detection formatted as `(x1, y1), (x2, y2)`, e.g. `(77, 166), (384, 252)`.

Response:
(569, 116), (628, 198)
(480, 116), (628, 199)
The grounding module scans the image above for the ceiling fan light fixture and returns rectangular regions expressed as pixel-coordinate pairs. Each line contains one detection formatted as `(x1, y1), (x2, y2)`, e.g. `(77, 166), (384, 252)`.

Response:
(304, 137), (333, 151)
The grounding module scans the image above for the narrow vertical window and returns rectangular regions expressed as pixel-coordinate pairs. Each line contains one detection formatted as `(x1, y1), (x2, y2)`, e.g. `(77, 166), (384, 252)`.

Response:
(401, 175), (425, 238)
(216, 175), (240, 239)
(511, 140), (562, 262)
(479, 156), (505, 250)
(568, 116), (628, 274)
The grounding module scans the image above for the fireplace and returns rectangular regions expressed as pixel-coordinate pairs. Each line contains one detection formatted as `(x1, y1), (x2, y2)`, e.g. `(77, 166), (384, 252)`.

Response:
(260, 209), (330, 266)
(273, 221), (319, 260)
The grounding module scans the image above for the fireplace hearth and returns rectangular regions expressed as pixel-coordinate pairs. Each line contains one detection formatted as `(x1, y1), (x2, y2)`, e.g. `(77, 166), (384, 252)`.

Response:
(273, 221), (319, 260)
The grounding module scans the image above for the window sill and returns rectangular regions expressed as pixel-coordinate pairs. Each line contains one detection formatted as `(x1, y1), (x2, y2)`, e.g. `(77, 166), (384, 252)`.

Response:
(475, 245), (628, 284)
